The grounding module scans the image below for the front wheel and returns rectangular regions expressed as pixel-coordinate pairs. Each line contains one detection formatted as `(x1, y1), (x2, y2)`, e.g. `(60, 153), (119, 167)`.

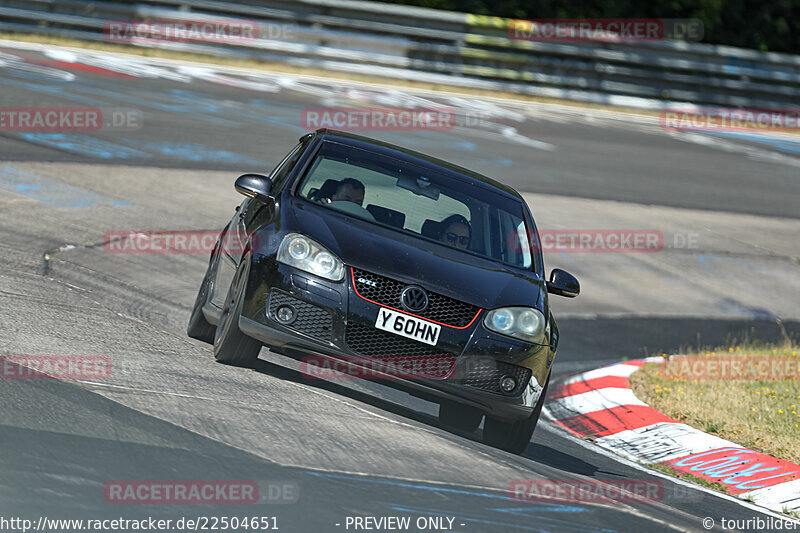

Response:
(213, 255), (261, 367)
(187, 252), (218, 344)
(483, 374), (550, 454)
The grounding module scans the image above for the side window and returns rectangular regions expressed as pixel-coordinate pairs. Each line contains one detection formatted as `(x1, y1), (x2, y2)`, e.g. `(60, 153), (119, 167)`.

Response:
(269, 141), (306, 193)
(511, 220), (533, 269)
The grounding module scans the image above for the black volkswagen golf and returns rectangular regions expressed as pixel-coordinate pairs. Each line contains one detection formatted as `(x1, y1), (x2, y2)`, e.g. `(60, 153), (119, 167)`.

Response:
(188, 129), (579, 453)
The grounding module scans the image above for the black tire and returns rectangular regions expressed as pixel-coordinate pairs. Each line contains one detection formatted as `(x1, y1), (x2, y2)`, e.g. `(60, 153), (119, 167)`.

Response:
(483, 374), (550, 454)
(439, 401), (483, 432)
(213, 255), (261, 367)
(187, 254), (217, 344)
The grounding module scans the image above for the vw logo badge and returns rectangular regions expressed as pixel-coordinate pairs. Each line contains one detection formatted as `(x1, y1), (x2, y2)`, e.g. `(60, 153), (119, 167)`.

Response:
(401, 286), (429, 313)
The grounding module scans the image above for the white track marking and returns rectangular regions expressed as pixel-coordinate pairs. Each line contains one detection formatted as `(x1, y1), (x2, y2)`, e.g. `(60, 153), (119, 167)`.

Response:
(539, 419), (800, 524)
(595, 421), (737, 463)
(563, 363), (643, 383)
(547, 387), (647, 420)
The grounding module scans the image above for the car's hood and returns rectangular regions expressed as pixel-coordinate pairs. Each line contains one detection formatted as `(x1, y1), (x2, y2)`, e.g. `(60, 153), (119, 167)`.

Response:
(285, 200), (543, 310)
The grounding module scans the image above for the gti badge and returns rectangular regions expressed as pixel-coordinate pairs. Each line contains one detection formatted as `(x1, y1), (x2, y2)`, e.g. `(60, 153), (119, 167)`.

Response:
(357, 277), (377, 287)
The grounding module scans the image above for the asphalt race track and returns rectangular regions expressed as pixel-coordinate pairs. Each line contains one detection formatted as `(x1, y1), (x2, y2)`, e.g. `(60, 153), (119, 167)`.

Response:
(2, 41), (800, 532)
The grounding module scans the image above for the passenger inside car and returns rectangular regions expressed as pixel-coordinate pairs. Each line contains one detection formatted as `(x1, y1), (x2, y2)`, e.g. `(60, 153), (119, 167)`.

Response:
(438, 214), (471, 250)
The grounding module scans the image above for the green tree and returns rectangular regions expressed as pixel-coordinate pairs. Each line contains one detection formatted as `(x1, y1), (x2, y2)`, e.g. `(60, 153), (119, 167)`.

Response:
(378, 0), (800, 53)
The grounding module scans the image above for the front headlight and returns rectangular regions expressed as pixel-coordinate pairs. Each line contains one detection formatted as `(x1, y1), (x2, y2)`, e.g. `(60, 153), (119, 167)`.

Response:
(484, 307), (546, 344)
(277, 233), (345, 281)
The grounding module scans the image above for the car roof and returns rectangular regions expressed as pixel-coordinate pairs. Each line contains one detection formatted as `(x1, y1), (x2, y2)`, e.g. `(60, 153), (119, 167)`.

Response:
(311, 129), (523, 201)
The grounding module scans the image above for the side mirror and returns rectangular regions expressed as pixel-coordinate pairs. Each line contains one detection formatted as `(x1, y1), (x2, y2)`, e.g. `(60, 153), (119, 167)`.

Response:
(546, 268), (580, 298)
(235, 173), (274, 203)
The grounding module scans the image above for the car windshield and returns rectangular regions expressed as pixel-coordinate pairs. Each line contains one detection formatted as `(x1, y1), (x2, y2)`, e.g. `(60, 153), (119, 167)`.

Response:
(296, 141), (537, 270)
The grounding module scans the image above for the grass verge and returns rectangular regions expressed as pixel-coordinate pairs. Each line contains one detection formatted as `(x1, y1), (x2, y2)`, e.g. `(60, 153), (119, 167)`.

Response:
(649, 463), (729, 493)
(630, 341), (800, 464)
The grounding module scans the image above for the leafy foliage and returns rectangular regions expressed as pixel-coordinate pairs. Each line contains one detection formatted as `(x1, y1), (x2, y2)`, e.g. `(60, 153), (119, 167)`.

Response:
(379, 0), (800, 53)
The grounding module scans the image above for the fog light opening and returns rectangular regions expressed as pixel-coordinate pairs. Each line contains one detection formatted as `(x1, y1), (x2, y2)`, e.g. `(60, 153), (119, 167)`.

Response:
(275, 304), (296, 325)
(500, 376), (517, 393)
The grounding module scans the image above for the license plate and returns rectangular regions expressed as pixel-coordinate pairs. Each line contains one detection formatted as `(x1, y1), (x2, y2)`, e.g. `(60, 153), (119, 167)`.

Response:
(374, 308), (441, 346)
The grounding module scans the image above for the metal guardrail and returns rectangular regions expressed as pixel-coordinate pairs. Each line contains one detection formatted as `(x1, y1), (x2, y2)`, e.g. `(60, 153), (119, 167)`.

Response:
(1, 0), (798, 109)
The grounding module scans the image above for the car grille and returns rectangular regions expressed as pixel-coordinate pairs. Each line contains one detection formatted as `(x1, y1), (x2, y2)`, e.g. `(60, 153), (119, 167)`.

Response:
(344, 322), (455, 378)
(346, 321), (448, 357)
(351, 268), (480, 327)
(268, 290), (333, 342)
(455, 358), (532, 396)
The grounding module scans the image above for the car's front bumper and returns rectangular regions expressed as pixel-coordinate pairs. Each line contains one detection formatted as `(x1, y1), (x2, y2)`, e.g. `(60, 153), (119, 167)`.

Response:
(237, 257), (554, 422)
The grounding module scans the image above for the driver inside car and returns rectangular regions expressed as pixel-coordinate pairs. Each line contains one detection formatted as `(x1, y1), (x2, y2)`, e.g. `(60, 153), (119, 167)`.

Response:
(329, 178), (365, 206)
(325, 178), (375, 222)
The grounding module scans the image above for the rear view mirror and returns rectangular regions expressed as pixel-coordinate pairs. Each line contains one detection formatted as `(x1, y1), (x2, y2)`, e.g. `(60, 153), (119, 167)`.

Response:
(235, 174), (274, 203)
(546, 268), (580, 298)
(397, 174), (440, 200)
